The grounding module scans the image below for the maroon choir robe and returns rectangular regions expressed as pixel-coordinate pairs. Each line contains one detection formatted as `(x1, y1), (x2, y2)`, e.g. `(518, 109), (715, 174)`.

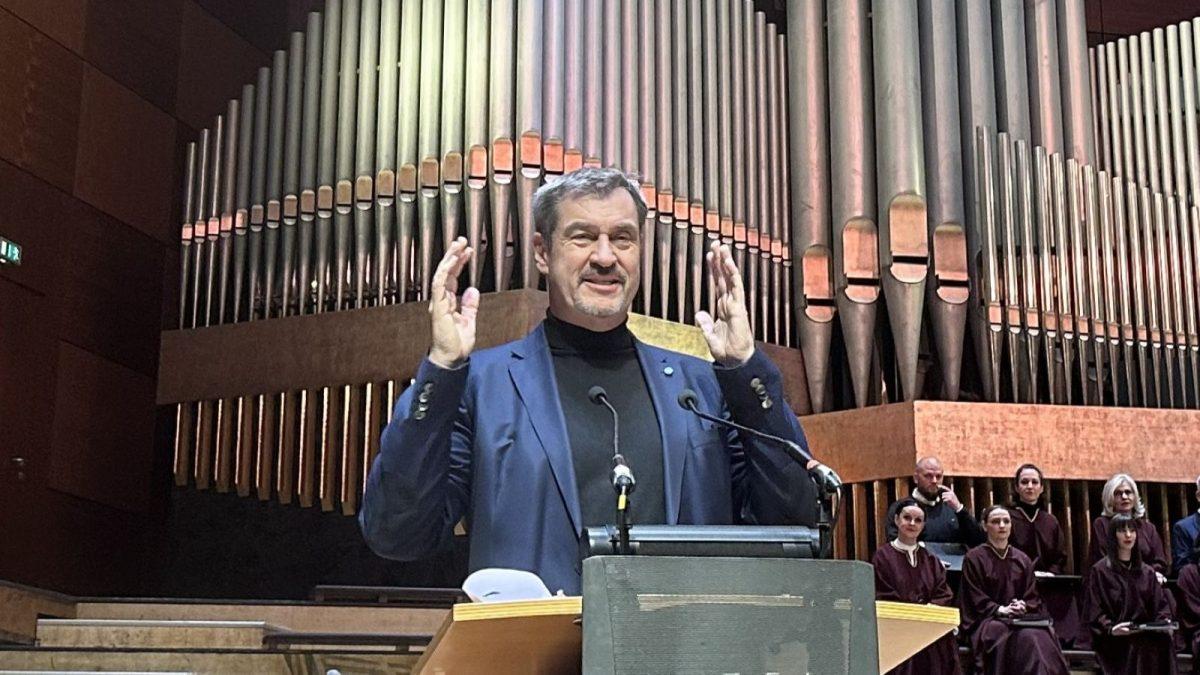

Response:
(1179, 563), (1200, 662)
(960, 544), (1069, 675)
(1087, 516), (1170, 575)
(1010, 506), (1066, 574)
(1010, 506), (1080, 646)
(872, 543), (962, 675)
(1082, 558), (1177, 675)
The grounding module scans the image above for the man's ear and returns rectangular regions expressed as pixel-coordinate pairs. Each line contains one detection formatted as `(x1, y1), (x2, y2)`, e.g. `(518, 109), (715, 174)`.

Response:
(534, 232), (549, 274)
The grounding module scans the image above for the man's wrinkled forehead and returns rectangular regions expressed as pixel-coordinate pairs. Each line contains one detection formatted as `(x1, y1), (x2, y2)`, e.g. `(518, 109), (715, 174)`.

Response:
(549, 191), (641, 237)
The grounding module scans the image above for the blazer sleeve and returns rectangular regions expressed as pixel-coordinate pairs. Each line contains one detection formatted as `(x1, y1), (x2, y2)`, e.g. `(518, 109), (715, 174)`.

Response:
(1172, 519), (1196, 577)
(713, 348), (819, 527)
(359, 357), (474, 561)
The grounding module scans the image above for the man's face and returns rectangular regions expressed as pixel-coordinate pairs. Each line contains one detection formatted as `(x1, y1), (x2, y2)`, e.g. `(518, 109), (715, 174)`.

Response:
(914, 462), (944, 497)
(534, 190), (642, 331)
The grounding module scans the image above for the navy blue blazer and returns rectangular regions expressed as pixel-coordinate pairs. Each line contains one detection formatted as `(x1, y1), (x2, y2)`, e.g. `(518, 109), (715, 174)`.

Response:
(359, 322), (819, 594)
(1173, 511), (1200, 577)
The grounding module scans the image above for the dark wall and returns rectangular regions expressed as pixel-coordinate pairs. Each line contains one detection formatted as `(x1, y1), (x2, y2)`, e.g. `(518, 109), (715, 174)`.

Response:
(0, 0), (274, 596)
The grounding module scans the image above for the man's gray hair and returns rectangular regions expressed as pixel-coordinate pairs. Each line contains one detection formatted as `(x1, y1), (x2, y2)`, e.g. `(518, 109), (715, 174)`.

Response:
(532, 167), (648, 243)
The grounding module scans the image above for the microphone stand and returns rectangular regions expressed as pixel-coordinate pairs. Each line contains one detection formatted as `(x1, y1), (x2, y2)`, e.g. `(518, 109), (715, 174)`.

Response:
(677, 389), (843, 558)
(616, 479), (632, 555)
(590, 385), (637, 555)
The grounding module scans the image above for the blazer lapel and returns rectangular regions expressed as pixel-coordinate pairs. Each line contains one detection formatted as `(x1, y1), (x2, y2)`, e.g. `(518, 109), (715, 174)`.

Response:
(636, 343), (689, 524)
(508, 324), (583, 535)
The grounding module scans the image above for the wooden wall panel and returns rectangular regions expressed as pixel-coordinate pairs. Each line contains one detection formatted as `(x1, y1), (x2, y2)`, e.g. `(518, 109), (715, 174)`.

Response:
(0, 279), (57, 478)
(47, 342), (156, 513)
(0, 278), (59, 584)
(196, 0), (288, 55)
(73, 66), (179, 244)
(0, 0), (86, 53)
(805, 401), (1200, 484)
(82, 0), (181, 114)
(1085, 0), (1200, 38)
(0, 0), (265, 597)
(0, 8), (82, 192)
(0, 158), (73, 296)
(53, 203), (165, 378)
(0, 155), (165, 377)
(174, 0), (269, 131)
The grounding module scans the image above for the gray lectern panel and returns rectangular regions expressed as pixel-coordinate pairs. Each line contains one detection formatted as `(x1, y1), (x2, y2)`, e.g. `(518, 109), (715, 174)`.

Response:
(582, 556), (878, 675)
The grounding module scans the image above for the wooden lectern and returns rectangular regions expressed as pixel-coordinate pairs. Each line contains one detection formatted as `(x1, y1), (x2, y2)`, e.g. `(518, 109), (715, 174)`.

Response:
(415, 557), (958, 674)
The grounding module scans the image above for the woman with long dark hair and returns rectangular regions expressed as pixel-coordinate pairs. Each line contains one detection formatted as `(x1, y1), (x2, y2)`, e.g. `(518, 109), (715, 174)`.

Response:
(1081, 514), (1177, 674)
(872, 498), (961, 675)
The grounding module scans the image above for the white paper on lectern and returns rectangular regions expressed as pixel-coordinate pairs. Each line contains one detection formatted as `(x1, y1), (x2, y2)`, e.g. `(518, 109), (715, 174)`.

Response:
(462, 568), (553, 603)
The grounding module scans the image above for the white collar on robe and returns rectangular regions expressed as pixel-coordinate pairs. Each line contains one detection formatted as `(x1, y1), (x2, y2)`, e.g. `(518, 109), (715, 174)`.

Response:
(889, 538), (924, 567)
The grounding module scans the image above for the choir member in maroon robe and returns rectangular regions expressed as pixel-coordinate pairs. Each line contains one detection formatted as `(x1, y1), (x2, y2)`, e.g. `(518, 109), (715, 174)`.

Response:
(1179, 550), (1200, 663)
(960, 505), (1069, 675)
(1088, 474), (1170, 579)
(872, 498), (962, 675)
(1007, 464), (1079, 648)
(1008, 464), (1066, 574)
(1082, 514), (1178, 675)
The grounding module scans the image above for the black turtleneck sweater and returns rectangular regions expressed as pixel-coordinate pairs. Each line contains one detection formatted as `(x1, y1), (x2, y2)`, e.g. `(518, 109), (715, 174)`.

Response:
(544, 313), (665, 530)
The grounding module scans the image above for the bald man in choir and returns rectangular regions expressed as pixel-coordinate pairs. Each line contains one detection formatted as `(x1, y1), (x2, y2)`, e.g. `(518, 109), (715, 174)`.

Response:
(884, 457), (985, 547)
(1082, 514), (1178, 675)
(1179, 545), (1200, 664)
(959, 505), (1069, 675)
(871, 498), (961, 675)
(1087, 474), (1170, 581)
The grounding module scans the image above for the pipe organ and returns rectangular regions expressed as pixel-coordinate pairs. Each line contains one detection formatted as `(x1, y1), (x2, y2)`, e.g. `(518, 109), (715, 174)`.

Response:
(170, 1), (1200, 520)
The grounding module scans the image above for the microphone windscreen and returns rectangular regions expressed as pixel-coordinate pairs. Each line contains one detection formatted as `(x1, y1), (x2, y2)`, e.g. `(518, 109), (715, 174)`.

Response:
(588, 385), (608, 405)
(677, 389), (699, 410)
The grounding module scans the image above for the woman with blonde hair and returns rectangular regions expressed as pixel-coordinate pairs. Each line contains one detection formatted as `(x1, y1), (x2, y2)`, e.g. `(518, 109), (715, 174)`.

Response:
(1087, 474), (1169, 579)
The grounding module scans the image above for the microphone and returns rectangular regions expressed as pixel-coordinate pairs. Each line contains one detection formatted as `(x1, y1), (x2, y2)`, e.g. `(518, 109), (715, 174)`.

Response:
(588, 386), (635, 494)
(676, 388), (842, 495)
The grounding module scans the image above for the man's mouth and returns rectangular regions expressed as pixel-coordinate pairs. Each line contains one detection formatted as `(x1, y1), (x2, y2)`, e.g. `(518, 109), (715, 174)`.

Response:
(582, 278), (623, 292)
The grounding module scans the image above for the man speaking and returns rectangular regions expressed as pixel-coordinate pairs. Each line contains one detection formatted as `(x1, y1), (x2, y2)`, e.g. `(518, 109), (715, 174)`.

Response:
(360, 168), (823, 594)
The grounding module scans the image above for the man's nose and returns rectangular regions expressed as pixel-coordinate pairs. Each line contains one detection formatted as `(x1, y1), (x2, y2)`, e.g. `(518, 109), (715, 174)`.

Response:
(591, 235), (618, 266)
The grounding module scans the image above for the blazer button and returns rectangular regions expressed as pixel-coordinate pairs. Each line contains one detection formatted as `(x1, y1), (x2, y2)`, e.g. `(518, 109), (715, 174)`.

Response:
(749, 376), (763, 389)
(418, 392), (430, 404)
(422, 382), (434, 394)
(760, 397), (773, 410)
(413, 410), (427, 420)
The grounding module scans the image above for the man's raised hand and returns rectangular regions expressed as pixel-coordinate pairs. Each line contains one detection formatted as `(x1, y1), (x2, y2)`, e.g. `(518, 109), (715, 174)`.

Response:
(696, 241), (756, 367)
(427, 237), (478, 369)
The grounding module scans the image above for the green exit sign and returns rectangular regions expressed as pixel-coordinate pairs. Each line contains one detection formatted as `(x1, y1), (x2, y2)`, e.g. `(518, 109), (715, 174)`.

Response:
(0, 236), (20, 266)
